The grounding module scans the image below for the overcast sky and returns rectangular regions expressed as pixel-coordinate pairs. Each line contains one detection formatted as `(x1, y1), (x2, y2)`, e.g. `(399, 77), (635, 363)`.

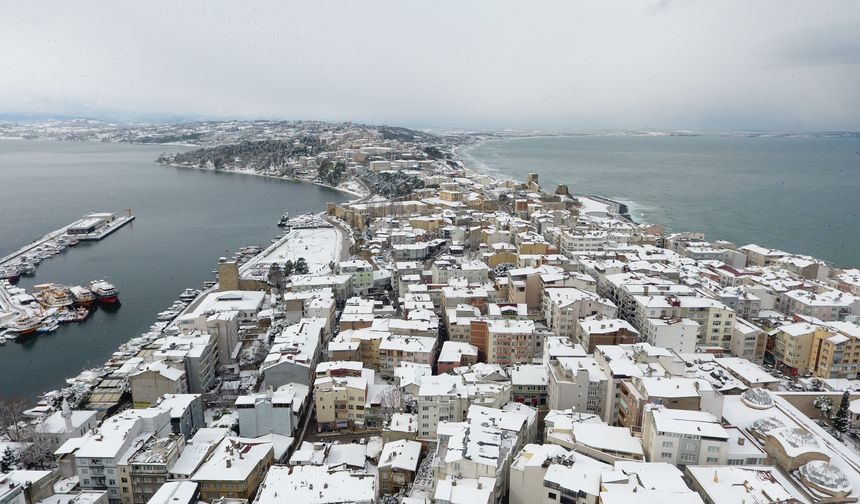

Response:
(2, 1), (859, 131)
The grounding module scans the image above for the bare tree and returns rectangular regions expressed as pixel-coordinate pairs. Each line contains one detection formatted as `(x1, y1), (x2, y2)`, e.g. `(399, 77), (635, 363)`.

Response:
(379, 386), (403, 424)
(0, 398), (30, 442)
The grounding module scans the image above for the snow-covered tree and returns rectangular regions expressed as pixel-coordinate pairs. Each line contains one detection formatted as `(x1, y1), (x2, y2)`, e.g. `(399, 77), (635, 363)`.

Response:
(0, 447), (18, 472)
(832, 391), (851, 434)
(814, 395), (833, 418)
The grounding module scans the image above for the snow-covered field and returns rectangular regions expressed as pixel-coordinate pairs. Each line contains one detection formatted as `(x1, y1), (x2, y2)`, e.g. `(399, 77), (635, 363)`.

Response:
(243, 226), (341, 277)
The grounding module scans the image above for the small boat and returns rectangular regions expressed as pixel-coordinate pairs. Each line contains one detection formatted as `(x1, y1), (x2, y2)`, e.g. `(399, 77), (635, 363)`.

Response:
(277, 212), (290, 227)
(179, 288), (199, 303)
(68, 238), (80, 247)
(90, 280), (120, 305)
(70, 285), (97, 308)
(19, 261), (36, 276)
(36, 318), (59, 333)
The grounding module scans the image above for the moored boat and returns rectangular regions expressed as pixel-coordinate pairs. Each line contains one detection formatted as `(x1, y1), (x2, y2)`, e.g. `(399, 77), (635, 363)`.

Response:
(6, 313), (41, 336)
(90, 280), (120, 305)
(34, 284), (74, 308)
(70, 285), (97, 308)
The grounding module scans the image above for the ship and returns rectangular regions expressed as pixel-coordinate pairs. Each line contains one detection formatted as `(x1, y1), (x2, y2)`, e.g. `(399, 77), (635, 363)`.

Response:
(90, 280), (120, 305)
(0, 266), (21, 284)
(34, 284), (74, 308)
(69, 285), (97, 308)
(277, 212), (290, 227)
(6, 313), (41, 336)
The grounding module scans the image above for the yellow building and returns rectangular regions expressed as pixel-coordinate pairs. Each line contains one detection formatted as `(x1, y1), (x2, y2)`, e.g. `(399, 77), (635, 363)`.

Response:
(811, 324), (860, 380)
(772, 322), (825, 375)
(314, 374), (368, 430)
(192, 437), (273, 502)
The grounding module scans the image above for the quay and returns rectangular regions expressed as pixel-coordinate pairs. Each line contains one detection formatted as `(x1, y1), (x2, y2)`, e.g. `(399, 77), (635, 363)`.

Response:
(67, 209), (135, 241)
(0, 210), (135, 281)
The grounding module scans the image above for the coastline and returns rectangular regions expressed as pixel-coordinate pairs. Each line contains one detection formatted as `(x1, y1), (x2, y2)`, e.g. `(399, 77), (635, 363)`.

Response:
(157, 161), (368, 201)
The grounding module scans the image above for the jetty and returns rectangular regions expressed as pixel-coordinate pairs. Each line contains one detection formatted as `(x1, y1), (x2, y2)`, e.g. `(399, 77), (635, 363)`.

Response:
(0, 210), (134, 279)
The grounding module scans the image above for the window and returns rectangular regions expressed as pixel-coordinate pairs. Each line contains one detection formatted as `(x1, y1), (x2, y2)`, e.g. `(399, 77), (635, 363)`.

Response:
(548, 492), (557, 500)
(660, 452), (672, 458)
(685, 442), (696, 451)
(706, 457), (719, 463)
(662, 441), (673, 448)
(707, 445), (720, 453)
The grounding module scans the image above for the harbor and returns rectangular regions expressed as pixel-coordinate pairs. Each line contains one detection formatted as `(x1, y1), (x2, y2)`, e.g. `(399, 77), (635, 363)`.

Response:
(0, 210), (135, 284)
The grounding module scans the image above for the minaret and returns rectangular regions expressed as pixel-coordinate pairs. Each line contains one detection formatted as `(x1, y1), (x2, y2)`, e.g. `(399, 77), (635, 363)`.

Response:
(61, 397), (73, 431)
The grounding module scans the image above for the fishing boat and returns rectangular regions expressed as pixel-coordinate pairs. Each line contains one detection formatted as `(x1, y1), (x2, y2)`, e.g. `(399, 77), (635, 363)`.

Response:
(70, 285), (97, 308)
(68, 238), (80, 247)
(90, 280), (120, 305)
(0, 266), (21, 284)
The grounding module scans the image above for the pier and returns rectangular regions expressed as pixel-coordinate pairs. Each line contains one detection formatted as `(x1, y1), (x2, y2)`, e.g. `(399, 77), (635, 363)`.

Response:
(0, 210), (135, 277)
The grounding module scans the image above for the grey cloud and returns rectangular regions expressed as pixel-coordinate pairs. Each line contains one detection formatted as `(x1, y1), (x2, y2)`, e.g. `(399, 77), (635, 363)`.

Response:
(0, 0), (858, 131)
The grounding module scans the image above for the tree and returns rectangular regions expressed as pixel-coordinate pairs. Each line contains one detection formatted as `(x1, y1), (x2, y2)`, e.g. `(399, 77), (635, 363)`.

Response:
(813, 395), (833, 419)
(283, 260), (294, 276)
(0, 398), (29, 442)
(18, 438), (54, 470)
(295, 257), (309, 275)
(0, 447), (18, 472)
(378, 386), (403, 424)
(832, 391), (851, 434)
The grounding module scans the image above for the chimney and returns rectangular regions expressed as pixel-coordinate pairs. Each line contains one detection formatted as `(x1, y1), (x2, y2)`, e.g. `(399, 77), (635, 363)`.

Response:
(226, 459), (232, 468)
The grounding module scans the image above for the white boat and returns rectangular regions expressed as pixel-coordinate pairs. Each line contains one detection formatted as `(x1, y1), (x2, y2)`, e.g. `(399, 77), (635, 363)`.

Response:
(90, 280), (120, 304)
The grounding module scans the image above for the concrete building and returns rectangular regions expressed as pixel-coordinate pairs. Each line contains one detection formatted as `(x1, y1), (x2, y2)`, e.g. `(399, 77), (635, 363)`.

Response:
(576, 318), (639, 353)
(377, 439), (421, 494)
(150, 394), (204, 438)
(67, 409), (172, 503)
(129, 362), (188, 408)
(641, 406), (729, 467)
(190, 437), (274, 501)
(235, 383), (309, 438)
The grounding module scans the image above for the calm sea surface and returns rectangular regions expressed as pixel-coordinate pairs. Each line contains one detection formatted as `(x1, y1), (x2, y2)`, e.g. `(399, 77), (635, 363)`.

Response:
(461, 135), (860, 267)
(0, 140), (347, 400)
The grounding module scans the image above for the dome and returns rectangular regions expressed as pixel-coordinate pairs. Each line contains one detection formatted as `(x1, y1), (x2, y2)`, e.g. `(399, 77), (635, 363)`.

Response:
(750, 416), (785, 435)
(741, 388), (774, 409)
(799, 460), (852, 495)
(771, 427), (821, 453)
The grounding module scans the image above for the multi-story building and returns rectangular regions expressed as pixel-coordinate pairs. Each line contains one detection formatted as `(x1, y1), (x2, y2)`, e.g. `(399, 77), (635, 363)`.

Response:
(377, 334), (437, 375)
(576, 317), (639, 353)
(617, 376), (702, 430)
(470, 319), (537, 366)
(338, 259), (375, 296)
(641, 317), (699, 354)
(547, 357), (610, 420)
(151, 394), (205, 439)
(314, 372), (370, 431)
(190, 437), (273, 501)
(510, 364), (548, 408)
(71, 409), (172, 503)
(129, 361), (188, 408)
(33, 399), (98, 451)
(632, 295), (735, 349)
(122, 436), (185, 504)
(641, 406), (728, 467)
(151, 332), (218, 394)
(544, 288), (617, 340)
(780, 289), (856, 321)
(235, 383), (309, 438)
(260, 317), (325, 388)
(770, 321), (823, 375)
(810, 321), (860, 380)
(730, 317), (767, 363)
(377, 439), (422, 495)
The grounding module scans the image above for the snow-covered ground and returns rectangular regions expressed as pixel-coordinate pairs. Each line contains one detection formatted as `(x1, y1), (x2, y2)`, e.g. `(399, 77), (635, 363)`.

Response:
(243, 226), (341, 278)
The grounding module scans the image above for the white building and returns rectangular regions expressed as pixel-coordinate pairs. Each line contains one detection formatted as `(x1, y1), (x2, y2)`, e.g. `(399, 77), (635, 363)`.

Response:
(261, 317), (326, 388)
(235, 383), (309, 438)
(66, 409), (172, 503)
(641, 406), (729, 467)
